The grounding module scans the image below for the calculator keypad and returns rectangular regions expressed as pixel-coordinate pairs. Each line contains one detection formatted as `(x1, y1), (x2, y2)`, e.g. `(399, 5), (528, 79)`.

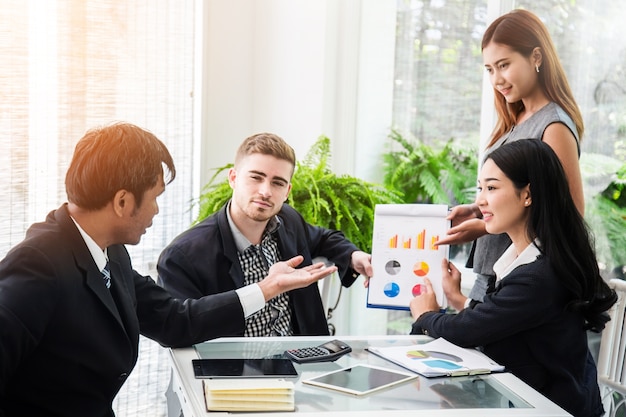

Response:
(288, 347), (329, 358)
(284, 340), (351, 363)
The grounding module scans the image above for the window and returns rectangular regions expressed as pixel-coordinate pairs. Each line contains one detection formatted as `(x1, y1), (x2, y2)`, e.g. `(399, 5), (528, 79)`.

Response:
(384, 0), (626, 335)
(1, 1), (197, 414)
(392, 0), (626, 271)
(0, 0), (196, 272)
(513, 1), (626, 271)
(393, 0), (488, 148)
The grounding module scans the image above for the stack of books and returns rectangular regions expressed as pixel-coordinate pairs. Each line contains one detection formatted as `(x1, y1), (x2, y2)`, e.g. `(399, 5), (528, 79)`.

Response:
(202, 379), (295, 412)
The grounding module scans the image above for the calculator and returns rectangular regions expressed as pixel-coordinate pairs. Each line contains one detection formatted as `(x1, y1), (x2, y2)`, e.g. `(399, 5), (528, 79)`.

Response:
(284, 339), (352, 363)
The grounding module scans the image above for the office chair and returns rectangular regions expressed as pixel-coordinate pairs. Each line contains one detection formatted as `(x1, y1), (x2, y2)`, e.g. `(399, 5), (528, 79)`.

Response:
(313, 256), (341, 336)
(597, 278), (626, 417)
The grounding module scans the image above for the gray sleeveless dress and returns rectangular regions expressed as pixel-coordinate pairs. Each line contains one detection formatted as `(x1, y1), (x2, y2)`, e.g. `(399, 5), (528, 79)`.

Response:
(468, 101), (580, 301)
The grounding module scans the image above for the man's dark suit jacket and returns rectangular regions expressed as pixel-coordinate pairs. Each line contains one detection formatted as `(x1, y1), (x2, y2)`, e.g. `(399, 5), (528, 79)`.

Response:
(411, 257), (604, 417)
(158, 203), (360, 336)
(0, 204), (248, 417)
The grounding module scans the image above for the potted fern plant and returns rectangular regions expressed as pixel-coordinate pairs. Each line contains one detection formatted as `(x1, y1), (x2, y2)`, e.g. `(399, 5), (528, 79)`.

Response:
(193, 135), (403, 252)
(382, 129), (478, 205)
(585, 159), (626, 272)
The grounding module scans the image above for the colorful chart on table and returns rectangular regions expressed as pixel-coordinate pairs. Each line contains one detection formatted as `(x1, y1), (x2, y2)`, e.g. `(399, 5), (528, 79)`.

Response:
(406, 350), (429, 359)
(422, 360), (462, 370)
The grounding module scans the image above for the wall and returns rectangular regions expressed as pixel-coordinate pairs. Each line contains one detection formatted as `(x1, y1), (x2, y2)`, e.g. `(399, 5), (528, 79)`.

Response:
(195, 0), (398, 335)
(195, 0), (396, 185)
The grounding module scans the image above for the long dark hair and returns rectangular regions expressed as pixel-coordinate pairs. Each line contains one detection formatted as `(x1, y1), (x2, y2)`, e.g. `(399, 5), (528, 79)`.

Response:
(487, 140), (615, 331)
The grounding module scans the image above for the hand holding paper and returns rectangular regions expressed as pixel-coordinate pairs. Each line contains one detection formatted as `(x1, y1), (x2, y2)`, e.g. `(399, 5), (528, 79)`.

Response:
(440, 259), (467, 311)
(409, 277), (440, 320)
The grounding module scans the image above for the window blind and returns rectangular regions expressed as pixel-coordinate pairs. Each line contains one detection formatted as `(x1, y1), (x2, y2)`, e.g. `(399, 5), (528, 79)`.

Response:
(0, 0), (196, 271)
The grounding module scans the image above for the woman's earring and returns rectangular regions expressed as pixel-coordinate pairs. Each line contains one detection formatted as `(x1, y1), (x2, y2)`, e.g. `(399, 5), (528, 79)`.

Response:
(535, 65), (540, 73)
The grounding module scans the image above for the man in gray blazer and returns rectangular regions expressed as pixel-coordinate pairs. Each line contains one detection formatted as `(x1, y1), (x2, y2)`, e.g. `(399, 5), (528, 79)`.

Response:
(0, 122), (336, 417)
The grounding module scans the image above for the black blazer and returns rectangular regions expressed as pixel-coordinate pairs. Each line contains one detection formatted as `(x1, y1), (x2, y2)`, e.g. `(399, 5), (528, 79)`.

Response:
(411, 257), (604, 417)
(158, 203), (360, 336)
(0, 204), (247, 417)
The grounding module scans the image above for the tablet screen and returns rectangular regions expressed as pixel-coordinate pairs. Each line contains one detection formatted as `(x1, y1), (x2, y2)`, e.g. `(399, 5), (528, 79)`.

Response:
(303, 364), (417, 395)
(192, 358), (298, 379)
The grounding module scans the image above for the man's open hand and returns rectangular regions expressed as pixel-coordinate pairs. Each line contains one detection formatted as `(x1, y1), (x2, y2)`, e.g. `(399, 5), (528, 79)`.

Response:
(258, 255), (338, 301)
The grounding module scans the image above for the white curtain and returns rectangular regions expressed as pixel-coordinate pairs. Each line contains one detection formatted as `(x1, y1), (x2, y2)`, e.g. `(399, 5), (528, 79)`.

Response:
(0, 0), (196, 270)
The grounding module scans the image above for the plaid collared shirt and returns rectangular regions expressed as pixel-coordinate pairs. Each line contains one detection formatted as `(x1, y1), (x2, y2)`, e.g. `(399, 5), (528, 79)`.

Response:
(238, 222), (293, 337)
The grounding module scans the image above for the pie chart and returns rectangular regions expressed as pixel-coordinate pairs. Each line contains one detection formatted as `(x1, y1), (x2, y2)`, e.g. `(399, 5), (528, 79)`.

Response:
(406, 350), (429, 359)
(413, 261), (429, 277)
(412, 284), (425, 296)
(384, 260), (401, 275)
(383, 282), (400, 298)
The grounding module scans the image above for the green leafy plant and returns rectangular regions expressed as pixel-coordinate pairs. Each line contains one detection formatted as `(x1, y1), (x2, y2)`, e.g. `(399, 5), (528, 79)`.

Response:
(193, 135), (403, 252)
(382, 129), (478, 205)
(581, 153), (626, 271)
(591, 163), (626, 268)
(590, 195), (626, 268)
(601, 163), (626, 207)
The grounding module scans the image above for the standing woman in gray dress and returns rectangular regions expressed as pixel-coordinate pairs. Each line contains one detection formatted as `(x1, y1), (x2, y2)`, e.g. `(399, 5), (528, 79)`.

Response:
(436, 9), (585, 306)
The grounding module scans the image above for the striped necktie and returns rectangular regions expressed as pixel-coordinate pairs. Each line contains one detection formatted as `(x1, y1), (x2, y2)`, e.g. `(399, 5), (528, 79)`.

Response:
(102, 261), (112, 289)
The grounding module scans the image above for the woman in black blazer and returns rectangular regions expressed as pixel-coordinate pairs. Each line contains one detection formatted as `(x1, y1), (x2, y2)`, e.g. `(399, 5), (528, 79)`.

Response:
(409, 140), (616, 417)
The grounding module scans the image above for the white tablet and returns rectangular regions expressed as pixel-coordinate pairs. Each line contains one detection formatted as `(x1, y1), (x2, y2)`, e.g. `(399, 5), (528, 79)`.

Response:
(302, 364), (417, 396)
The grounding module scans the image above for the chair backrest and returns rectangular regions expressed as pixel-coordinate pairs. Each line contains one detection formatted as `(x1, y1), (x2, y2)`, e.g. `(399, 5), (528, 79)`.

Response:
(313, 256), (341, 335)
(597, 278), (626, 396)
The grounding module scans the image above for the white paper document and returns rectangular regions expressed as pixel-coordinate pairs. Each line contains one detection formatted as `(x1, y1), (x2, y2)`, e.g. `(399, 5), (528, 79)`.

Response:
(367, 338), (505, 378)
(367, 204), (450, 310)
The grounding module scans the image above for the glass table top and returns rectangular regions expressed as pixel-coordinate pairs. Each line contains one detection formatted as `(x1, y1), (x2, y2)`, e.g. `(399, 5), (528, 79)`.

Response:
(194, 337), (531, 412)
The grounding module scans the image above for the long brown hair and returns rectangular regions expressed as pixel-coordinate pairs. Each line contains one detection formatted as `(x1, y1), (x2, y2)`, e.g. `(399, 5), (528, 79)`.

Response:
(482, 9), (583, 148)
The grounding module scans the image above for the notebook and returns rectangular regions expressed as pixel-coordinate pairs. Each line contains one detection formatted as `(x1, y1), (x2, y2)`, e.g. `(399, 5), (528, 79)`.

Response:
(202, 379), (294, 412)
